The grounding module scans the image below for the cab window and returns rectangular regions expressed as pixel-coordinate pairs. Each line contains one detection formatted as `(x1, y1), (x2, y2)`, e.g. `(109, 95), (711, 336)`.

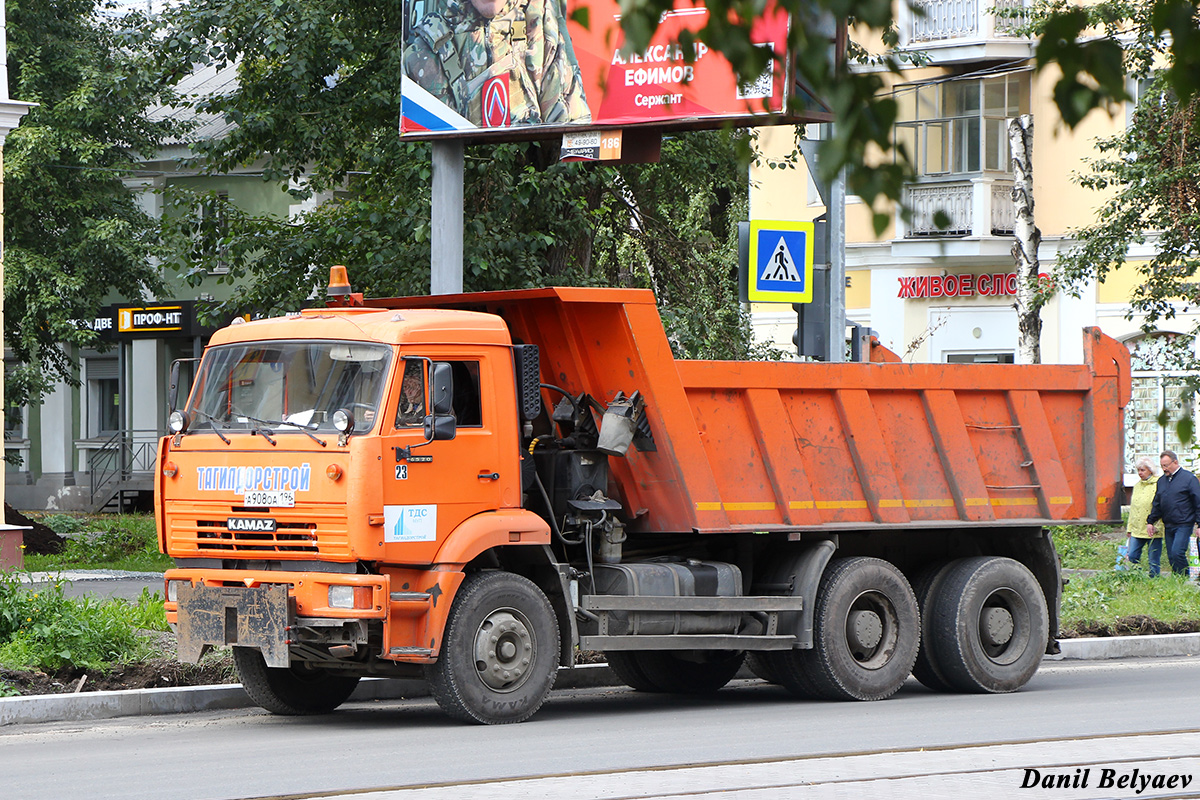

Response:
(449, 361), (482, 427)
(395, 360), (426, 428)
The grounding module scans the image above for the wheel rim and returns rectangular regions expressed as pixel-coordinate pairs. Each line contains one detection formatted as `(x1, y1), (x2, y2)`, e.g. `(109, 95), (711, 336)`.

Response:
(977, 587), (1030, 665)
(843, 590), (900, 670)
(473, 607), (537, 692)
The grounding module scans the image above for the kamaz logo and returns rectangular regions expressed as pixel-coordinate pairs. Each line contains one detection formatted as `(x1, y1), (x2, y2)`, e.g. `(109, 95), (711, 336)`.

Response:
(227, 517), (277, 533)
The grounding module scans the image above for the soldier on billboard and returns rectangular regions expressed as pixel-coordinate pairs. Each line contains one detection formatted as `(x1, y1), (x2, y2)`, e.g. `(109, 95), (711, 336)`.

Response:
(403, 0), (591, 127)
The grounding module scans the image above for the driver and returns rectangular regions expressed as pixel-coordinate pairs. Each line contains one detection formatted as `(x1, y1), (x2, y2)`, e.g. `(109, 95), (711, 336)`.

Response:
(396, 362), (426, 427)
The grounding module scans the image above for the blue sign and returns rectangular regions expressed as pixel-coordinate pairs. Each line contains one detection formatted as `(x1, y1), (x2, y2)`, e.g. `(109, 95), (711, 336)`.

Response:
(748, 220), (815, 303)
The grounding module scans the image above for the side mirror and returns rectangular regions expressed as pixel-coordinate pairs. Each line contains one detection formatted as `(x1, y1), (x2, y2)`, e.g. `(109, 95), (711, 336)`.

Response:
(168, 357), (200, 413)
(430, 362), (454, 416)
(424, 413), (456, 442)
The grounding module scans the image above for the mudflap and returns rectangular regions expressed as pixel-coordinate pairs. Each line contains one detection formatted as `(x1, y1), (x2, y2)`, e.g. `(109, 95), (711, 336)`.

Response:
(177, 583), (293, 668)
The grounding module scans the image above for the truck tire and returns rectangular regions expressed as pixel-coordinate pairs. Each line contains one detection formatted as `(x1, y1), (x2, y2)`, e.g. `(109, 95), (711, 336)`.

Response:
(777, 557), (920, 701)
(910, 561), (955, 692)
(641, 651), (746, 694)
(745, 652), (783, 685)
(606, 651), (664, 692)
(607, 650), (744, 693)
(233, 647), (361, 715)
(426, 571), (559, 724)
(929, 556), (1048, 693)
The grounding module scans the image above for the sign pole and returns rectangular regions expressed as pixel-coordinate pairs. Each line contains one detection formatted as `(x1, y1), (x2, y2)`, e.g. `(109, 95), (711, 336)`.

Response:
(827, 162), (846, 363)
(431, 140), (464, 295)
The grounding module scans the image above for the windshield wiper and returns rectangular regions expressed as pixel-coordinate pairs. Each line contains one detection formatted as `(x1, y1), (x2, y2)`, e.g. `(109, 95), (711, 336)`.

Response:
(237, 413), (328, 447)
(191, 410), (231, 445)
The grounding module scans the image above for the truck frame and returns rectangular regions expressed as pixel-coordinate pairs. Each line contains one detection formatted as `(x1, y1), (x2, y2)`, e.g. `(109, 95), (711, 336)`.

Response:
(157, 269), (1130, 723)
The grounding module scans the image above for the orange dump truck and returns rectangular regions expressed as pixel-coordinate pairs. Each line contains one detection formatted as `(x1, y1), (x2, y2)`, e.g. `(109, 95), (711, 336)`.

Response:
(157, 270), (1130, 724)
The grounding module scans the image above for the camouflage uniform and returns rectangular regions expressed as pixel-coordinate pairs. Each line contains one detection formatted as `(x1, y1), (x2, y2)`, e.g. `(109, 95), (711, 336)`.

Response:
(404, 0), (591, 126)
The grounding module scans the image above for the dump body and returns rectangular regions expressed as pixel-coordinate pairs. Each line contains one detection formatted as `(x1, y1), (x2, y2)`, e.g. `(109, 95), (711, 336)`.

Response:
(382, 287), (1130, 535)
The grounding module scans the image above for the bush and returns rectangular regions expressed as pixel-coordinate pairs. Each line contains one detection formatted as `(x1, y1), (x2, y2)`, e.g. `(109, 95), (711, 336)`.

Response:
(0, 570), (167, 671)
(42, 514), (88, 535)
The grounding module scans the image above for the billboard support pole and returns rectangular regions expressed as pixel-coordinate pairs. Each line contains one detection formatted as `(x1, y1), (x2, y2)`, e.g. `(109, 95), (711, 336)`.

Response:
(431, 140), (464, 295)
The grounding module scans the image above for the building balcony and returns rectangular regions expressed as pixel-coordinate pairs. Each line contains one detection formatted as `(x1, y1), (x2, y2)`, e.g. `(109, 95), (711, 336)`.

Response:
(887, 176), (1017, 261)
(901, 0), (1034, 63)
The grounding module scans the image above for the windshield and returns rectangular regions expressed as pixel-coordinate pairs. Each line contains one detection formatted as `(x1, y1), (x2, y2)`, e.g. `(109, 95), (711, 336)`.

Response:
(187, 340), (392, 435)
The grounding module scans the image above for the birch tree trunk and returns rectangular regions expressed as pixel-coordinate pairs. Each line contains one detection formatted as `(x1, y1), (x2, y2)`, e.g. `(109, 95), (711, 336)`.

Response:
(1010, 114), (1043, 364)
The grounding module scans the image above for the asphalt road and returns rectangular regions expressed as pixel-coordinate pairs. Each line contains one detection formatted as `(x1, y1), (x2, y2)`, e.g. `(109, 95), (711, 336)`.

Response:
(3, 656), (1199, 800)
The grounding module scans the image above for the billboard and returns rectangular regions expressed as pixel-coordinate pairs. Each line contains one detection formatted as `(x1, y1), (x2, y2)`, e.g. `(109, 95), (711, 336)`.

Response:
(400, 0), (822, 139)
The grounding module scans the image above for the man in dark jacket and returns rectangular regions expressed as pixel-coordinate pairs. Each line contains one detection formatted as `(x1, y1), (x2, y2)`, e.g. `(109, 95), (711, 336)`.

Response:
(1146, 449), (1200, 577)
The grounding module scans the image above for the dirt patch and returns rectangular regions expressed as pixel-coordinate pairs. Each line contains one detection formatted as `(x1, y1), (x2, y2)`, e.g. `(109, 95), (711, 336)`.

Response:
(1058, 615), (1200, 638)
(5, 504), (66, 556)
(0, 644), (608, 696)
(0, 657), (236, 696)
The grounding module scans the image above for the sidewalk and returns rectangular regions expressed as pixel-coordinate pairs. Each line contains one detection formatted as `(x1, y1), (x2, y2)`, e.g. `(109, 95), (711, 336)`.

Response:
(21, 570), (163, 601)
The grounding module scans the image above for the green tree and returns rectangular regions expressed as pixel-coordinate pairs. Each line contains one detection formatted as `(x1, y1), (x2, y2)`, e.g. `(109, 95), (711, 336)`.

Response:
(4, 0), (184, 409)
(1024, 0), (1200, 440)
(155, 0), (772, 359)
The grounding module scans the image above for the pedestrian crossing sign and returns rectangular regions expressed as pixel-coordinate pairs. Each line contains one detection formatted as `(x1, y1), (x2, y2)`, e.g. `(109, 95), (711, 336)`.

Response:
(748, 220), (815, 303)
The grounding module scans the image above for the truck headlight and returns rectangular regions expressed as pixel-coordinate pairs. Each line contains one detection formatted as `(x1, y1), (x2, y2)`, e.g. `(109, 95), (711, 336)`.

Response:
(328, 585), (372, 609)
(332, 408), (354, 433)
(168, 410), (190, 434)
(167, 580), (185, 602)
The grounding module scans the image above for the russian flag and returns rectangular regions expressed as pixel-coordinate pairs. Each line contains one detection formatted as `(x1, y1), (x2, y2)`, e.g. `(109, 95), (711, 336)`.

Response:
(400, 77), (477, 134)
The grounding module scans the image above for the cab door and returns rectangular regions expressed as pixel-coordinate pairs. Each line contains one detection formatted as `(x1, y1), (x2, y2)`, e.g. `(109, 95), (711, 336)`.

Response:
(378, 347), (520, 564)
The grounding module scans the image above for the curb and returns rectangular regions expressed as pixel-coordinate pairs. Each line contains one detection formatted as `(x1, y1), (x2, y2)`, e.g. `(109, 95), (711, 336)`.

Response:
(0, 662), (619, 727)
(1057, 632), (1200, 660)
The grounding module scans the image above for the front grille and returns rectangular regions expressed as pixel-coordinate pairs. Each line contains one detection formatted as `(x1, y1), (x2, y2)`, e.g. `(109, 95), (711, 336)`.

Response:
(196, 519), (319, 552)
(169, 506), (352, 558)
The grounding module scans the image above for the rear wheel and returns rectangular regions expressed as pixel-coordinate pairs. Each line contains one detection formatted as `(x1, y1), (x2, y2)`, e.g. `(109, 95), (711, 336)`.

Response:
(929, 556), (1048, 693)
(775, 557), (920, 701)
(606, 651), (664, 692)
(910, 561), (955, 692)
(426, 571), (560, 724)
(745, 652), (783, 685)
(607, 650), (744, 693)
(233, 647), (361, 715)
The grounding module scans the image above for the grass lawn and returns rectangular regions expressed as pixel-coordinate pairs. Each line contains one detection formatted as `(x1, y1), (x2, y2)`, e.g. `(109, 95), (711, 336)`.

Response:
(22, 512), (172, 573)
(1052, 524), (1200, 635)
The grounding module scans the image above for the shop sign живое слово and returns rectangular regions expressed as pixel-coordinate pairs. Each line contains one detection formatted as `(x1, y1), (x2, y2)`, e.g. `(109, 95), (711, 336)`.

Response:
(897, 272), (1050, 299)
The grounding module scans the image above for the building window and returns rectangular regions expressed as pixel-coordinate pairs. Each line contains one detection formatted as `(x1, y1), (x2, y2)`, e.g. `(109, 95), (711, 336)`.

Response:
(87, 358), (122, 437)
(4, 397), (23, 442)
(1126, 333), (1199, 473)
(895, 72), (1030, 177)
(193, 191), (230, 274)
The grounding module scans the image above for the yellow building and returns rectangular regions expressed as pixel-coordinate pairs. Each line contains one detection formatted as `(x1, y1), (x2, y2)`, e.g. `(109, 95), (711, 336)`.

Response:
(749, 8), (1196, 472)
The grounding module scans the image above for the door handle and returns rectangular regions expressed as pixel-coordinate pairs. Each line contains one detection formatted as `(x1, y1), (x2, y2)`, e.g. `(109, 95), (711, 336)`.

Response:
(478, 471), (500, 481)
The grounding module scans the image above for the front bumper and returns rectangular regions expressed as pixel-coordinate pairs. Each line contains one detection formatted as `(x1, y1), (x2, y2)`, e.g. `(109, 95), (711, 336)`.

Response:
(166, 569), (388, 667)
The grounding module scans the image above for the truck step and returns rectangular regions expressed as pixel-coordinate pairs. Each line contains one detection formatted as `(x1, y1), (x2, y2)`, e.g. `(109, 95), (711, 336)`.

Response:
(580, 634), (799, 652)
(389, 591), (432, 602)
(389, 646), (434, 657)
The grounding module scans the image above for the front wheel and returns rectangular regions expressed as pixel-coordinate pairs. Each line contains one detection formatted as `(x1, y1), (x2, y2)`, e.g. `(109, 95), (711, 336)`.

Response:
(426, 571), (560, 724)
(233, 647), (361, 715)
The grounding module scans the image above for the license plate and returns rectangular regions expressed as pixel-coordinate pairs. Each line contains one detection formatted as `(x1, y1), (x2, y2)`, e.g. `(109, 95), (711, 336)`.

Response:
(242, 490), (295, 508)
